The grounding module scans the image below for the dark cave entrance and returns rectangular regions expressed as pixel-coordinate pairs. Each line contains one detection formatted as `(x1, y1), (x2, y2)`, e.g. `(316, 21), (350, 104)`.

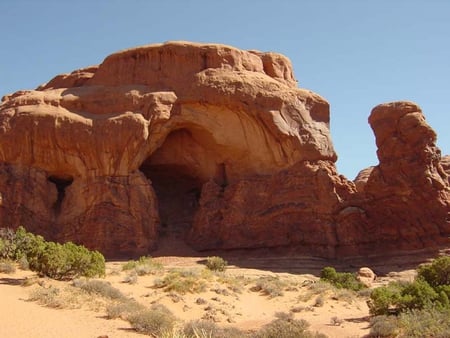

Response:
(139, 128), (216, 243)
(140, 162), (203, 240)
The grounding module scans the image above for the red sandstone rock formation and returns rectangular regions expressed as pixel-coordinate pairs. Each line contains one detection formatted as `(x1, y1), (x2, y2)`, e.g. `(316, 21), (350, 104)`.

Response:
(0, 42), (448, 258)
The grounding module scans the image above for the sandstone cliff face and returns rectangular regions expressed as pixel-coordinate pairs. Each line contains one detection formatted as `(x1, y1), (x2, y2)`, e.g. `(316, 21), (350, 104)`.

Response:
(0, 42), (448, 258)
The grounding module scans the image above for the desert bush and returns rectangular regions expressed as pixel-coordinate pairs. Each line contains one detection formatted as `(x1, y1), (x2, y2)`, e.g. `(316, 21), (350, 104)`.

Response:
(123, 271), (138, 284)
(368, 315), (400, 337)
(183, 320), (245, 338)
(205, 256), (227, 272)
(314, 295), (325, 307)
(18, 255), (29, 270)
(369, 307), (450, 338)
(0, 226), (105, 279)
(154, 269), (208, 294)
(72, 279), (126, 300)
(254, 313), (327, 338)
(0, 228), (17, 259)
(251, 276), (286, 298)
(29, 285), (63, 308)
(320, 266), (365, 291)
(417, 255), (450, 288)
(368, 279), (441, 316)
(106, 299), (144, 320)
(398, 307), (450, 337)
(128, 304), (176, 336)
(122, 256), (163, 275)
(0, 259), (16, 273)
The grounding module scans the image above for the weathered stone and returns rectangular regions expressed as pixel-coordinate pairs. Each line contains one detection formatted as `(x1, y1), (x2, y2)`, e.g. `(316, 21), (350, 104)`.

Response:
(0, 42), (448, 258)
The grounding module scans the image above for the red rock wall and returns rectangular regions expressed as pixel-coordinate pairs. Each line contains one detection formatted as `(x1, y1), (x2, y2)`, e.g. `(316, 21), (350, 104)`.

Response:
(0, 42), (449, 258)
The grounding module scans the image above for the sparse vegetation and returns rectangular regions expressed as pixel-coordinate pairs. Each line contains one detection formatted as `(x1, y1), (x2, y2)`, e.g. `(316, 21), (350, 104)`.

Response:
(205, 256), (228, 272)
(0, 226), (105, 279)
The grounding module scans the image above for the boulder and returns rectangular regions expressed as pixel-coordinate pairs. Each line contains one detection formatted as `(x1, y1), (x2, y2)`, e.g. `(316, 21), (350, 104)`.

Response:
(357, 267), (376, 287)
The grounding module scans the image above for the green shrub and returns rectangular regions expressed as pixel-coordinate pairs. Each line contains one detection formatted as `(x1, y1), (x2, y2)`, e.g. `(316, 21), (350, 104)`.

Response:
(320, 266), (365, 291)
(205, 256), (227, 272)
(417, 255), (450, 288)
(0, 259), (16, 273)
(368, 279), (443, 316)
(0, 226), (105, 280)
(128, 304), (176, 336)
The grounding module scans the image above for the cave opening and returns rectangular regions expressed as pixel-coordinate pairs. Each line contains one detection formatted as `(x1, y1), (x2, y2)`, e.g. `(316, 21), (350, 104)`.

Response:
(48, 175), (73, 213)
(140, 162), (203, 240)
(140, 128), (217, 243)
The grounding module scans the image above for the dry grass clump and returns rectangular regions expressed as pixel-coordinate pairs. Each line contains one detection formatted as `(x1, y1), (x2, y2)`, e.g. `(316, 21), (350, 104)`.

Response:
(250, 276), (287, 298)
(122, 256), (163, 276)
(153, 269), (210, 294)
(254, 312), (327, 338)
(28, 285), (63, 308)
(72, 278), (126, 300)
(0, 259), (16, 273)
(128, 304), (176, 336)
(184, 320), (244, 338)
(298, 281), (334, 302)
(205, 256), (228, 272)
(106, 299), (145, 320)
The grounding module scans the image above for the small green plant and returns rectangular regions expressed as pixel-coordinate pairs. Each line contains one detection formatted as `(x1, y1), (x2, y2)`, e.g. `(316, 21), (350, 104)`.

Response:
(0, 259), (16, 273)
(320, 266), (365, 291)
(128, 304), (176, 336)
(205, 256), (227, 272)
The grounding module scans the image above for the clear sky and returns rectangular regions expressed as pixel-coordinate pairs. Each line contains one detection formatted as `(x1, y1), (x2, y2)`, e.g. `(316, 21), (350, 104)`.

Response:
(1, 0), (449, 179)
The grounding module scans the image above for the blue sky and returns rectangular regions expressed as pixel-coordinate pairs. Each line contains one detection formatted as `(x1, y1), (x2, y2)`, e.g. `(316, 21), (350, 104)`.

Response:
(1, 0), (449, 179)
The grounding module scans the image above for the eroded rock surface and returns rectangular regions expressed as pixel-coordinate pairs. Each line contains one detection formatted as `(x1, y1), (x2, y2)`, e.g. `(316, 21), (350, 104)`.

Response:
(0, 42), (448, 258)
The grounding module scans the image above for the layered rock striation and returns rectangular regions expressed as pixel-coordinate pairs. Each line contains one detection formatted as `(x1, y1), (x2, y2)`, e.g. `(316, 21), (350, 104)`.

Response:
(0, 41), (448, 258)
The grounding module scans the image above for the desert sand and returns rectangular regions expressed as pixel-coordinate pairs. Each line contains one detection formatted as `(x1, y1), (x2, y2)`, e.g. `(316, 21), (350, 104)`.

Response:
(0, 244), (424, 338)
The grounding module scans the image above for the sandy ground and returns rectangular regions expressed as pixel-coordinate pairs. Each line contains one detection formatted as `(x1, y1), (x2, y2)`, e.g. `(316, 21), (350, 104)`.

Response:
(0, 254), (421, 338)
